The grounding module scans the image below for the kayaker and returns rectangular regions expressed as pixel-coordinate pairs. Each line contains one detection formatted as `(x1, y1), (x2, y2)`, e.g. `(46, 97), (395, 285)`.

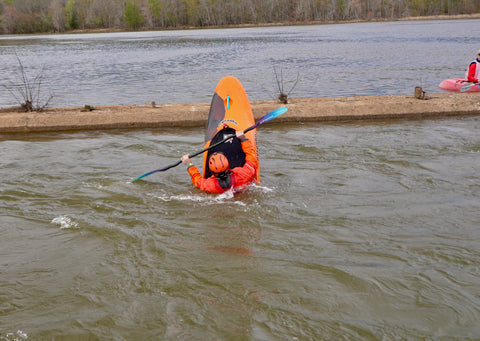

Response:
(466, 49), (480, 83)
(181, 130), (259, 194)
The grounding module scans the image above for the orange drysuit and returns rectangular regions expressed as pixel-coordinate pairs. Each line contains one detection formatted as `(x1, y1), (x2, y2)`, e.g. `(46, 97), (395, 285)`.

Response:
(186, 139), (259, 194)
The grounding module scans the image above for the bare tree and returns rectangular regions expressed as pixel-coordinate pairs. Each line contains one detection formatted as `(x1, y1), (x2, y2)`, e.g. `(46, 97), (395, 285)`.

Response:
(2, 0), (480, 33)
(87, 0), (122, 28)
(49, 0), (66, 32)
(2, 53), (53, 112)
(273, 64), (299, 104)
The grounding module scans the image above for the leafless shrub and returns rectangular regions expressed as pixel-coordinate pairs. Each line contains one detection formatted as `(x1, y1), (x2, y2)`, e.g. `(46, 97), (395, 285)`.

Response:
(2, 53), (53, 112)
(273, 64), (299, 104)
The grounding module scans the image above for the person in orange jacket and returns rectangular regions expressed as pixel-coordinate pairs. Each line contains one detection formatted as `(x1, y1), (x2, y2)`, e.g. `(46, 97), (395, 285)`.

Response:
(181, 130), (259, 194)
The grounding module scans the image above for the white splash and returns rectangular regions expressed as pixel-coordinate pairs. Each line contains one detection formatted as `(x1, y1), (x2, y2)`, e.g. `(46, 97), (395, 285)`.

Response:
(153, 188), (247, 206)
(250, 183), (274, 193)
(51, 215), (79, 229)
(4, 330), (28, 340)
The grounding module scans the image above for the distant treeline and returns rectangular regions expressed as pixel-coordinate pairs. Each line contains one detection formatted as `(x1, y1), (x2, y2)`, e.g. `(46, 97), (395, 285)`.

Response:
(0, 0), (478, 34)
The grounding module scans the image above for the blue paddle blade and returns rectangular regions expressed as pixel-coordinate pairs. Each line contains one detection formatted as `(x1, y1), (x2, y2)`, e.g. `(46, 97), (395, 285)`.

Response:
(132, 172), (155, 182)
(260, 106), (288, 123)
(245, 106), (288, 133)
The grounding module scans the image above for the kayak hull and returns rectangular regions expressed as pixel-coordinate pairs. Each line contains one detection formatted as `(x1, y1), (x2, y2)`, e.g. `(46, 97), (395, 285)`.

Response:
(439, 78), (480, 92)
(202, 76), (259, 182)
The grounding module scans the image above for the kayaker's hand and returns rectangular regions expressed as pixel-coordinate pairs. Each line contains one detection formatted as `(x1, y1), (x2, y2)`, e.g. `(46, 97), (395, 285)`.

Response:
(181, 154), (192, 165)
(236, 130), (246, 141)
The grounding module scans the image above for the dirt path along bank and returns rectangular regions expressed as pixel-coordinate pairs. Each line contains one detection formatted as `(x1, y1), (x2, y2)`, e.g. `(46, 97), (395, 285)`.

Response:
(1, 93), (480, 133)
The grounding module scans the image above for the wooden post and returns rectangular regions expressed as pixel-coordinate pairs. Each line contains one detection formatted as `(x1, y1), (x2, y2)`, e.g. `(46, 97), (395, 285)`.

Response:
(414, 86), (425, 99)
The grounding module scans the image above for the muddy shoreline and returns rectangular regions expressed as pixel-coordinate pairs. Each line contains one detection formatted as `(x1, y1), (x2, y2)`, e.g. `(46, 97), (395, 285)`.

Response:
(1, 93), (480, 133)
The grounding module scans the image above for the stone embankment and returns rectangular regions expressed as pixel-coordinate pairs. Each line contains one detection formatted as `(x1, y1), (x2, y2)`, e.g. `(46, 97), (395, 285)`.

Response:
(1, 92), (479, 133)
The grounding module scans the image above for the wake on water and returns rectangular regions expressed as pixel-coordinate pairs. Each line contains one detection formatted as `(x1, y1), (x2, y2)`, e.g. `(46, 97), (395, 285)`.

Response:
(152, 183), (274, 206)
(49, 182), (274, 229)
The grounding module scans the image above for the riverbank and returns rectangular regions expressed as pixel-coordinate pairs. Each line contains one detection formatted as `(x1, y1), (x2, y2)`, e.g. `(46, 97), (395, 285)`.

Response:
(38, 13), (480, 36)
(5, 13), (480, 36)
(1, 92), (480, 133)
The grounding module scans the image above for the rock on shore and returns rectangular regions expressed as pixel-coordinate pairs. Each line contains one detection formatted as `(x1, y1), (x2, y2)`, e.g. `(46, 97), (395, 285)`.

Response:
(1, 93), (479, 133)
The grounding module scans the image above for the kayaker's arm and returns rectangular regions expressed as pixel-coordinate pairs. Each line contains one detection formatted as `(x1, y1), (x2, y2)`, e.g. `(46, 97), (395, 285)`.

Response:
(186, 164), (203, 188)
(236, 131), (259, 171)
(181, 154), (223, 193)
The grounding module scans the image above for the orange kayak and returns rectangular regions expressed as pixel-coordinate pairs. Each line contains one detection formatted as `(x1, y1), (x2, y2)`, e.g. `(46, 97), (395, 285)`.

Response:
(202, 76), (260, 183)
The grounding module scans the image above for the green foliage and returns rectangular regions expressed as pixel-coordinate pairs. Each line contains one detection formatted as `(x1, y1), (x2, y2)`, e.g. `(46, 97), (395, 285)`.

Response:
(124, 1), (143, 29)
(65, 0), (79, 30)
(184, 0), (200, 25)
(147, 0), (164, 25)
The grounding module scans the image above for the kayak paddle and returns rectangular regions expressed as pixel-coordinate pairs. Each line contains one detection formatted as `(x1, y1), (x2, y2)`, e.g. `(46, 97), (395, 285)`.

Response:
(460, 81), (479, 92)
(132, 106), (288, 181)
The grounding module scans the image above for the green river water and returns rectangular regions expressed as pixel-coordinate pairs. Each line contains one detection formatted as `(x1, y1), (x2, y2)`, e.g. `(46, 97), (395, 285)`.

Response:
(1, 117), (479, 340)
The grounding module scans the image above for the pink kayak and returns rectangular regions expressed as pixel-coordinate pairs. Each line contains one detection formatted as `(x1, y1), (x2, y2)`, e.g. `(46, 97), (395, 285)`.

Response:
(439, 78), (480, 92)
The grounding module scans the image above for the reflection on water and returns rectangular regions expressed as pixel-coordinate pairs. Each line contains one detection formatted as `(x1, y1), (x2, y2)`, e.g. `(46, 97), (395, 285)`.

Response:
(1, 116), (479, 339)
(1, 19), (480, 108)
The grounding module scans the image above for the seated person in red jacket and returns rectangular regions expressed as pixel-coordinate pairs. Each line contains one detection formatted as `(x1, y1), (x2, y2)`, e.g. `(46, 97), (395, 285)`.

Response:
(466, 49), (480, 83)
(181, 130), (259, 194)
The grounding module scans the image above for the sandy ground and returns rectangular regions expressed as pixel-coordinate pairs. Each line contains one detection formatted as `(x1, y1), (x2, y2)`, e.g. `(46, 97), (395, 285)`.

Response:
(1, 92), (480, 133)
